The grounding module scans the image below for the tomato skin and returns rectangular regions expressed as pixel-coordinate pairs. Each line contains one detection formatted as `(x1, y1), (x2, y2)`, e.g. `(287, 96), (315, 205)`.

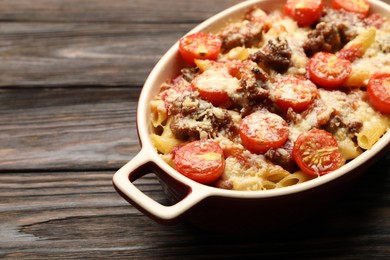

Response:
(240, 110), (289, 154)
(179, 33), (222, 66)
(173, 140), (225, 184)
(336, 44), (363, 62)
(191, 67), (240, 107)
(367, 73), (390, 114)
(270, 76), (318, 112)
(195, 87), (230, 107)
(332, 0), (370, 17)
(284, 0), (323, 27)
(293, 129), (345, 176)
(308, 52), (352, 89)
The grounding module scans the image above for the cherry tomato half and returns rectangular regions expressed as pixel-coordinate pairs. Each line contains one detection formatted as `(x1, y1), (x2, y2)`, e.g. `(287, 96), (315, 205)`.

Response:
(191, 67), (240, 107)
(367, 73), (390, 114)
(332, 0), (370, 17)
(240, 110), (289, 154)
(293, 129), (345, 176)
(308, 52), (352, 89)
(270, 76), (319, 112)
(336, 44), (363, 62)
(173, 140), (225, 184)
(284, 0), (323, 27)
(179, 32), (222, 66)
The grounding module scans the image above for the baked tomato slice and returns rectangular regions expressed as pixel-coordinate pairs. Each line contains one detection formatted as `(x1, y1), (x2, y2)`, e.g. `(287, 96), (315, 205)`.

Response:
(332, 0), (370, 17)
(240, 110), (289, 154)
(191, 67), (240, 107)
(179, 32), (222, 66)
(367, 73), (390, 114)
(336, 44), (363, 62)
(284, 0), (323, 27)
(270, 75), (318, 112)
(293, 129), (345, 176)
(173, 140), (225, 184)
(308, 52), (351, 89)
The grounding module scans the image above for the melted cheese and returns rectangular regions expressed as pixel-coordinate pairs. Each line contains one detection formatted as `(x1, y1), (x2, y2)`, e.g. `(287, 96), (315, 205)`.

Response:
(151, 5), (390, 191)
(195, 67), (241, 96)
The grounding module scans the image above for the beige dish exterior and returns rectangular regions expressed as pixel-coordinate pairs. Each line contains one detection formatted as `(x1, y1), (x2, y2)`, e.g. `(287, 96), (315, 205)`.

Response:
(113, 0), (390, 233)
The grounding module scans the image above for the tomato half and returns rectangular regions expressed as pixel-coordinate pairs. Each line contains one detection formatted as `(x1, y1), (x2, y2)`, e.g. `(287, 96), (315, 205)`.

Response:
(173, 140), (225, 184)
(270, 76), (319, 112)
(308, 52), (352, 89)
(240, 110), (289, 154)
(332, 0), (370, 17)
(367, 73), (390, 114)
(336, 44), (363, 62)
(284, 0), (323, 27)
(179, 32), (222, 66)
(191, 67), (240, 106)
(293, 129), (345, 176)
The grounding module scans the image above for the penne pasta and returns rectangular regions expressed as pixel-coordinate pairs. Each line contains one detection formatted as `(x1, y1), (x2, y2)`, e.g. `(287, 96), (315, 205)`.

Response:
(358, 119), (389, 150)
(150, 117), (182, 155)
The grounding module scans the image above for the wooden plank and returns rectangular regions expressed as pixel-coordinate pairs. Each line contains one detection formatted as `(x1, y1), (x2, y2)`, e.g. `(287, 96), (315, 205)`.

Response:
(1, 0), (387, 88)
(0, 23), (190, 87)
(0, 0), (243, 87)
(0, 87), (141, 171)
(0, 163), (389, 258)
(0, 0), (242, 23)
(0, 0), (389, 258)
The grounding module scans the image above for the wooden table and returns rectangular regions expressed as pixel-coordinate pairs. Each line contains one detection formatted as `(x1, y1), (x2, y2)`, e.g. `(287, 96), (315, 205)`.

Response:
(1, 0), (389, 258)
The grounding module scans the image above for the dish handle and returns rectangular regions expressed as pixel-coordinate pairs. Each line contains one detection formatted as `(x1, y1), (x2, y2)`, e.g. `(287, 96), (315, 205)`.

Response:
(112, 148), (207, 224)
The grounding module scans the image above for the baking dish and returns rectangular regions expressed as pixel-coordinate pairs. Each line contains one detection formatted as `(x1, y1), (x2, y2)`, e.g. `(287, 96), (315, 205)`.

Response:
(113, 0), (390, 233)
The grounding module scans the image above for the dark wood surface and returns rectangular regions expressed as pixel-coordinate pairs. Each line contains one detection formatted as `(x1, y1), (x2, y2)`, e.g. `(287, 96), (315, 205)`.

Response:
(1, 0), (389, 258)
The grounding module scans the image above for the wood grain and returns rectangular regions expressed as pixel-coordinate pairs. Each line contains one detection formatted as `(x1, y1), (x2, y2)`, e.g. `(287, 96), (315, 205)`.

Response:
(0, 0), (243, 23)
(0, 0), (242, 87)
(0, 87), (140, 171)
(0, 22), (193, 87)
(0, 157), (389, 259)
(0, 0), (389, 258)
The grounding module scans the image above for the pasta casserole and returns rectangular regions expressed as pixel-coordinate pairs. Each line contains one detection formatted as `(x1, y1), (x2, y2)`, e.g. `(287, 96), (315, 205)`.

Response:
(149, 0), (390, 191)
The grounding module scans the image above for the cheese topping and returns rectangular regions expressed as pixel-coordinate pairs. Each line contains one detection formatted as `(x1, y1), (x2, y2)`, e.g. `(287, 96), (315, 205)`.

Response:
(150, 3), (390, 191)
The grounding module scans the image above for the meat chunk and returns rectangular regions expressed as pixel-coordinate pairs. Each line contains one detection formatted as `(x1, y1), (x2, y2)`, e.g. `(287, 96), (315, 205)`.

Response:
(219, 20), (263, 50)
(244, 68), (269, 101)
(167, 93), (199, 116)
(320, 8), (365, 43)
(169, 97), (236, 141)
(303, 22), (345, 57)
(249, 37), (292, 73)
(170, 114), (203, 141)
(181, 67), (198, 82)
(326, 115), (363, 135)
(265, 140), (298, 173)
(303, 8), (367, 58)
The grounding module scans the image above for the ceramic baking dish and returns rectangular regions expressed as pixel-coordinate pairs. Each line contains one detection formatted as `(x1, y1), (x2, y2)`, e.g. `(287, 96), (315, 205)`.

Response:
(113, 0), (390, 233)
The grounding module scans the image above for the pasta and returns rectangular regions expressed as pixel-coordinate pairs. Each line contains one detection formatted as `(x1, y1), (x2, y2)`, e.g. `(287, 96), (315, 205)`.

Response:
(357, 115), (390, 149)
(150, 99), (168, 127)
(277, 170), (316, 188)
(149, 0), (390, 191)
(150, 117), (182, 155)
